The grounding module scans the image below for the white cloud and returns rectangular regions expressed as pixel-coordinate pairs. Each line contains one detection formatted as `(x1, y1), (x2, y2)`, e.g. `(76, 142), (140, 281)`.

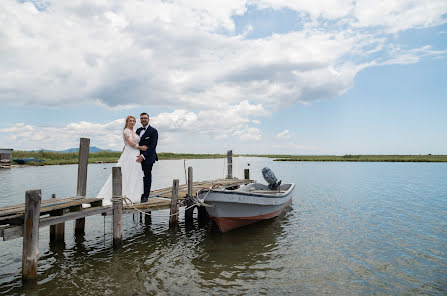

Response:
(0, 119), (124, 151)
(1, 0), (447, 155)
(255, 0), (447, 33)
(276, 129), (291, 139)
(2, 0), (445, 113)
(233, 127), (262, 141)
(0, 101), (266, 150)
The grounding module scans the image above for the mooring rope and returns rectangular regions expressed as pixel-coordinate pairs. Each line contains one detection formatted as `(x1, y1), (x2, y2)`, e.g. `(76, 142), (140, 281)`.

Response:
(110, 184), (218, 218)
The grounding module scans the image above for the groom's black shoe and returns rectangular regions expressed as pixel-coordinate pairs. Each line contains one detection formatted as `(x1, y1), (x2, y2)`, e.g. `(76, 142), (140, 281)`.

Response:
(141, 195), (148, 203)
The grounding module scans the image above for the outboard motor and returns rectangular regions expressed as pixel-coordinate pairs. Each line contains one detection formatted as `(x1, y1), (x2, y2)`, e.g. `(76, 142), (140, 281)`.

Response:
(262, 167), (282, 190)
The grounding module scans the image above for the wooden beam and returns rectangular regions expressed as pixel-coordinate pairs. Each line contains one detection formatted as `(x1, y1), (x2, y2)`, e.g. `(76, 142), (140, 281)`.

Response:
(77, 138), (90, 197)
(244, 168), (250, 180)
(112, 167), (123, 248)
(3, 225), (23, 241)
(227, 150), (233, 179)
(22, 189), (41, 282)
(185, 167), (194, 223)
(3, 207), (112, 241)
(169, 179), (179, 227)
(49, 193), (64, 242)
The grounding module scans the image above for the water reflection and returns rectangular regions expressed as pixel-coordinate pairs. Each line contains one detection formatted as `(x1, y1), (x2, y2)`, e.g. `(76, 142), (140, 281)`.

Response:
(192, 210), (290, 294)
(1, 160), (446, 295)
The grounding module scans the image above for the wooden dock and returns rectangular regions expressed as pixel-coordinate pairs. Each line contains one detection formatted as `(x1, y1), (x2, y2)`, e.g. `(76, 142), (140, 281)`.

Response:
(0, 178), (252, 241)
(0, 138), (252, 283)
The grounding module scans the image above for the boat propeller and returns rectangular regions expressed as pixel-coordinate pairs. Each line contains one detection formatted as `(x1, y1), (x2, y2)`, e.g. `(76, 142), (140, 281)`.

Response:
(262, 167), (282, 190)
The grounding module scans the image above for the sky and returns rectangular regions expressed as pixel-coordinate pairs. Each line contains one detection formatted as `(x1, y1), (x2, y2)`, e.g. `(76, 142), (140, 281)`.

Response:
(1, 0), (446, 155)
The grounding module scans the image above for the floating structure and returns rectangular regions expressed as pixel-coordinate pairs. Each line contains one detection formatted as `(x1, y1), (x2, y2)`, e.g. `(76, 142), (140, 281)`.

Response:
(0, 138), (252, 283)
(0, 148), (13, 166)
(12, 158), (45, 164)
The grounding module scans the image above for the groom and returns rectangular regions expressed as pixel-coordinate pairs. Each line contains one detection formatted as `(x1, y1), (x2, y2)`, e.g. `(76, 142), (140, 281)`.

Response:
(136, 112), (158, 203)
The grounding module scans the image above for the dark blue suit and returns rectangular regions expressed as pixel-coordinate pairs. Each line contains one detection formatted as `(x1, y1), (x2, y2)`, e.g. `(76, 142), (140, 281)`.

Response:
(136, 125), (158, 199)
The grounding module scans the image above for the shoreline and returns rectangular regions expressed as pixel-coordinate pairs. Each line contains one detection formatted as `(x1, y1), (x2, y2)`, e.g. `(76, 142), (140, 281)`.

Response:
(4, 151), (447, 166)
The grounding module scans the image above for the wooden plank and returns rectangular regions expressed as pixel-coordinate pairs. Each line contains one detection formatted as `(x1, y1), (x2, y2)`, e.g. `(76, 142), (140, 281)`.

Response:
(3, 225), (23, 241)
(122, 204), (170, 214)
(169, 179), (179, 227)
(0, 224), (9, 237)
(112, 167), (123, 248)
(22, 189), (41, 282)
(39, 207), (111, 228)
(3, 207), (112, 241)
(0, 197), (102, 218)
(0, 197), (75, 217)
(0, 213), (23, 225)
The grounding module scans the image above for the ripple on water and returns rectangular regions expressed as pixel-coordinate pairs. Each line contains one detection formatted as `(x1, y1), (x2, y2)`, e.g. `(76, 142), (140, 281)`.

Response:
(1, 160), (447, 295)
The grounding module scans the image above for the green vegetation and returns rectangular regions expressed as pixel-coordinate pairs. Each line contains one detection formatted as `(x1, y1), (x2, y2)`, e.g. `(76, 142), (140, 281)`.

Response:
(272, 154), (447, 162)
(10, 151), (447, 166)
(11, 150), (227, 166)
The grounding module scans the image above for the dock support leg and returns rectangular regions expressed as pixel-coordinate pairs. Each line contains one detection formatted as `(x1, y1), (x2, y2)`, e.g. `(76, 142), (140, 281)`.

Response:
(244, 169), (250, 180)
(185, 167), (194, 224)
(22, 189), (41, 282)
(50, 194), (65, 243)
(112, 167), (123, 248)
(197, 206), (209, 222)
(144, 211), (151, 225)
(226, 150), (233, 179)
(169, 179), (179, 227)
(75, 138), (89, 235)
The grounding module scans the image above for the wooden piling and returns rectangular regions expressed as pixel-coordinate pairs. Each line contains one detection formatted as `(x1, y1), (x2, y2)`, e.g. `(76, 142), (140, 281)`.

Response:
(169, 179), (179, 227)
(197, 206), (209, 223)
(144, 211), (151, 225)
(185, 167), (194, 223)
(112, 167), (123, 247)
(244, 168), (250, 180)
(22, 189), (41, 282)
(197, 169), (209, 222)
(75, 138), (89, 235)
(49, 193), (64, 242)
(227, 150), (233, 179)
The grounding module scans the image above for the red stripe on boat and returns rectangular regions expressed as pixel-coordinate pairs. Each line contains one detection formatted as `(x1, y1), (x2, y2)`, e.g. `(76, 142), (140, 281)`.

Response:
(210, 197), (292, 232)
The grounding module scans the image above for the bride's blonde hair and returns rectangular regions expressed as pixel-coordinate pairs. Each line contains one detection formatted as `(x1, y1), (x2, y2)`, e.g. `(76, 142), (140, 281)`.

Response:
(124, 115), (136, 130)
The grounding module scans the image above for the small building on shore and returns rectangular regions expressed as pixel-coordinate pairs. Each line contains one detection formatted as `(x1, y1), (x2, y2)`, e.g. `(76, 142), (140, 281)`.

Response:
(0, 149), (13, 165)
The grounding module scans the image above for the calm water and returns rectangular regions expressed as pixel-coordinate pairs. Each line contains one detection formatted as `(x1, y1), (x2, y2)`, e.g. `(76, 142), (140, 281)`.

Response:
(0, 158), (446, 295)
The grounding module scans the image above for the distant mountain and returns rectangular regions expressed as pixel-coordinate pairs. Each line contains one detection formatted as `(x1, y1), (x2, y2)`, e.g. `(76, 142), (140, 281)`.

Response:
(38, 146), (118, 153)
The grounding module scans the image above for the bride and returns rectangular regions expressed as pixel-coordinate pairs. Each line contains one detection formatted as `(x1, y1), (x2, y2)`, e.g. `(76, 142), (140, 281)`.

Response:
(97, 116), (147, 205)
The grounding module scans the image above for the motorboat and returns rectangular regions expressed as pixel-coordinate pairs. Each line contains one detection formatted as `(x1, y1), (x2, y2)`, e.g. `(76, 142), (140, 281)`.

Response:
(198, 168), (294, 232)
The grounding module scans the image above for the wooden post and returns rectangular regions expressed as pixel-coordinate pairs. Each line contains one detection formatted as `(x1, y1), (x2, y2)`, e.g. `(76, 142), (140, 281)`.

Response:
(22, 189), (42, 282)
(185, 167), (194, 223)
(75, 138), (89, 235)
(226, 150), (233, 179)
(50, 194), (64, 242)
(50, 194), (55, 240)
(169, 179), (179, 227)
(112, 167), (123, 247)
(244, 169), (250, 180)
(77, 138), (89, 197)
(197, 206), (209, 223)
(144, 211), (151, 225)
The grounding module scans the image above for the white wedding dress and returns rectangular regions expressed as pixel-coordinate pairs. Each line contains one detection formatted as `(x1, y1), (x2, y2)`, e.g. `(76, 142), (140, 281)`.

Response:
(97, 128), (144, 205)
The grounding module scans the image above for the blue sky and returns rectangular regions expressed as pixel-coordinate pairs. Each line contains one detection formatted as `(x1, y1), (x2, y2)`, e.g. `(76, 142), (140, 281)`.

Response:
(1, 0), (446, 154)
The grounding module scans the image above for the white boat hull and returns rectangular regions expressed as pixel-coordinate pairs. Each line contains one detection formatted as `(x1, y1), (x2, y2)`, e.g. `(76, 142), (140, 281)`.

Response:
(199, 183), (295, 232)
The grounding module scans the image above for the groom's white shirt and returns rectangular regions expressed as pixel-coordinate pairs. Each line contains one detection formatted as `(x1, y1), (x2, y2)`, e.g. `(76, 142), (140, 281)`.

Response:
(139, 125), (148, 160)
